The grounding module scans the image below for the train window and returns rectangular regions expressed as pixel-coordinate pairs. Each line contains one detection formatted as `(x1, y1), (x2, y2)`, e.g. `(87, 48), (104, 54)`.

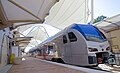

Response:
(68, 32), (77, 42)
(63, 35), (68, 44)
(88, 56), (97, 64)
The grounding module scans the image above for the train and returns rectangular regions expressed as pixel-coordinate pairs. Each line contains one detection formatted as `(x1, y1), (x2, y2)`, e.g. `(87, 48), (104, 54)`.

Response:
(30, 24), (113, 66)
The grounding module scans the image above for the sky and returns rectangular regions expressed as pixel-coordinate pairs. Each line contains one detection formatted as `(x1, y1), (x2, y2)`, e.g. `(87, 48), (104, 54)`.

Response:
(94, 0), (120, 18)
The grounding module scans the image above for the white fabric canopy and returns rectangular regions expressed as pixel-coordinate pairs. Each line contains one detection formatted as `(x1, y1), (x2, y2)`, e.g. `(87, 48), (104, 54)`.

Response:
(93, 14), (120, 32)
(0, 0), (90, 50)
(18, 24), (48, 41)
(44, 0), (89, 30)
(18, 0), (89, 50)
(0, 0), (58, 29)
(17, 24), (60, 48)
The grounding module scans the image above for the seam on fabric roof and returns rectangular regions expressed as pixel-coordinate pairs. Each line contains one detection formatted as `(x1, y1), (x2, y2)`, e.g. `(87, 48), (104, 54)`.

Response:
(25, 25), (49, 39)
(26, 26), (38, 36)
(0, 0), (8, 20)
(8, 0), (42, 21)
(56, 16), (86, 29)
(76, 16), (88, 23)
(28, 26), (45, 46)
(85, 0), (89, 23)
(35, 26), (40, 40)
(40, 26), (49, 38)
(104, 20), (120, 27)
(37, 0), (45, 16)
(38, 26), (46, 41)
(56, 0), (86, 26)
(49, 0), (75, 24)
(36, 26), (45, 41)
(84, 0), (87, 23)
(42, 0), (58, 18)
(48, 24), (62, 30)
(99, 28), (107, 33)
(47, 0), (66, 23)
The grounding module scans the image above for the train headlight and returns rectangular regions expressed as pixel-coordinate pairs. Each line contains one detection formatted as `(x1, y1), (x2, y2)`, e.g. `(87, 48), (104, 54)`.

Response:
(106, 47), (110, 51)
(88, 48), (98, 52)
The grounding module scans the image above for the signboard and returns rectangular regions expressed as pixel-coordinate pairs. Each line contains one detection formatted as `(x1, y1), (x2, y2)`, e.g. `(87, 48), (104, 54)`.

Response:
(12, 46), (20, 57)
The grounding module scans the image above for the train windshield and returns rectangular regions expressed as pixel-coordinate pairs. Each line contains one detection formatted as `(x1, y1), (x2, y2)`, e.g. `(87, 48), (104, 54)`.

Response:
(79, 25), (107, 42)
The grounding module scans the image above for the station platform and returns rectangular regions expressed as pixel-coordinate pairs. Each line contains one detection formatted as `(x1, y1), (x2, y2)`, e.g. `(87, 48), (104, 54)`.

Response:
(0, 64), (12, 73)
(8, 57), (109, 73)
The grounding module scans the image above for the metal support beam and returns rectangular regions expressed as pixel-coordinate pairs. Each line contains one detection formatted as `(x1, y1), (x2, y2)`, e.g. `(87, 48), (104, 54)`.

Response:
(90, 0), (94, 24)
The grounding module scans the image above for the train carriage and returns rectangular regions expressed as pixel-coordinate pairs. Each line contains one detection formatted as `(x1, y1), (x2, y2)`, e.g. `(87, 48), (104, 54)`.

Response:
(37, 24), (112, 66)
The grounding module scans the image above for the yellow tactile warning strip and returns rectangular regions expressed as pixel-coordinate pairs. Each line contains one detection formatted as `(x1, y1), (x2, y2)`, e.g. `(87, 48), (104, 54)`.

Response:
(8, 57), (86, 73)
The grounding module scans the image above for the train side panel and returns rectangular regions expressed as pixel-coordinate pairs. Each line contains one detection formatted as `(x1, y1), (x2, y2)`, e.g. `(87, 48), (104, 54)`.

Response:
(62, 29), (89, 66)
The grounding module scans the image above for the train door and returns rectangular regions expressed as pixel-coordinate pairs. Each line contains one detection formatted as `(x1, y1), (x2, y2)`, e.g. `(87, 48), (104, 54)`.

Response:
(67, 31), (79, 64)
(67, 30), (88, 65)
(62, 34), (72, 63)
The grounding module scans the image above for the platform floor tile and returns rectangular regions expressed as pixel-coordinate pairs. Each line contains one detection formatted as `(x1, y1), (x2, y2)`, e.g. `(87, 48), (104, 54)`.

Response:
(8, 57), (86, 73)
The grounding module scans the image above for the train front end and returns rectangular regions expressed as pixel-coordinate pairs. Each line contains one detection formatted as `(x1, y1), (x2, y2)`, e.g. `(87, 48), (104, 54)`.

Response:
(77, 24), (112, 65)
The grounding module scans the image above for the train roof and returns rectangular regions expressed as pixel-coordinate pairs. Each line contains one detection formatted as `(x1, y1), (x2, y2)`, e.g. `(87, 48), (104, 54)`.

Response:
(38, 24), (94, 46)
(70, 24), (96, 32)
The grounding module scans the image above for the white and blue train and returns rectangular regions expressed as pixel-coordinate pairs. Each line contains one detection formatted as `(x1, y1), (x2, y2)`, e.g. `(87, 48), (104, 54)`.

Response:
(36, 24), (112, 66)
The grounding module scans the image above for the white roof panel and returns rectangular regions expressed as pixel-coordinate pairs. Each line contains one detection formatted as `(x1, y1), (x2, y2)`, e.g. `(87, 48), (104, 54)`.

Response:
(44, 0), (89, 29)
(94, 14), (120, 32)
(0, 0), (58, 29)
